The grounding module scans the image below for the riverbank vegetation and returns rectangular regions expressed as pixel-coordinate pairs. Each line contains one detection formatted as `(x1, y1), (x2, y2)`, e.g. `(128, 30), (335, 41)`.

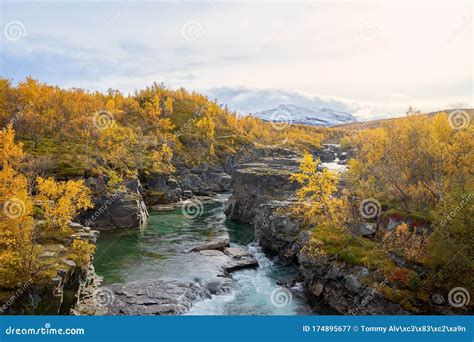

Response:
(0, 78), (325, 292)
(0, 125), (95, 289)
(292, 112), (473, 311)
(0, 78), (324, 183)
(1, 78), (472, 313)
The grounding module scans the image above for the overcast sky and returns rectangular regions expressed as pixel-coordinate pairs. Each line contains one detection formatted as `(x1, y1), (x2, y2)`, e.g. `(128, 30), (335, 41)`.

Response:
(1, 0), (472, 119)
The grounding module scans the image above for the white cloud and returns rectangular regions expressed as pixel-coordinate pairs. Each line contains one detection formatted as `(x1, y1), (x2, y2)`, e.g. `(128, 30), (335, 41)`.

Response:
(1, 0), (471, 118)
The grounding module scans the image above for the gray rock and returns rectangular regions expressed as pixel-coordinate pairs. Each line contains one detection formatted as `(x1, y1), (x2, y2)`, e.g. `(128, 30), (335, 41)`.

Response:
(205, 277), (234, 295)
(353, 223), (377, 236)
(344, 275), (363, 293)
(223, 247), (251, 259)
(223, 257), (259, 273)
(319, 149), (336, 162)
(41, 251), (56, 258)
(431, 294), (445, 305)
(143, 174), (184, 204)
(190, 238), (230, 252)
(326, 262), (342, 280)
(225, 150), (301, 223)
(199, 250), (226, 257)
(385, 217), (400, 231)
(309, 282), (325, 296)
(69, 222), (84, 229)
(104, 280), (211, 315)
(80, 180), (148, 230)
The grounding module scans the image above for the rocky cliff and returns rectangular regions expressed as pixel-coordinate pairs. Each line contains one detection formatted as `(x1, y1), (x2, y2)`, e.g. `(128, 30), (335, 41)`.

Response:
(224, 147), (415, 315)
(0, 223), (99, 315)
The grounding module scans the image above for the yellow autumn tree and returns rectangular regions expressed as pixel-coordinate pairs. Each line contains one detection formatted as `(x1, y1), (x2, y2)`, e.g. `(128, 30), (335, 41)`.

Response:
(147, 144), (176, 174)
(35, 177), (93, 232)
(290, 153), (344, 226)
(344, 112), (473, 291)
(164, 97), (174, 115)
(0, 125), (38, 287)
(195, 103), (217, 156)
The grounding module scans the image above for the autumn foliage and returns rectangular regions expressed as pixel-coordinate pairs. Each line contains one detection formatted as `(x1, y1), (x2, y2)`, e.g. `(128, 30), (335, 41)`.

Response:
(0, 125), (95, 288)
(0, 78), (323, 184)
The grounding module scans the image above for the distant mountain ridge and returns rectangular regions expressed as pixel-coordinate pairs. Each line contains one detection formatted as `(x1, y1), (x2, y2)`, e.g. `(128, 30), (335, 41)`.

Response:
(254, 104), (357, 127)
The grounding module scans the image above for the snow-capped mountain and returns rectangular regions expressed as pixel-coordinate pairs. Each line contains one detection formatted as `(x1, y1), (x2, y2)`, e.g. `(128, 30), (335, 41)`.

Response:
(254, 104), (357, 127)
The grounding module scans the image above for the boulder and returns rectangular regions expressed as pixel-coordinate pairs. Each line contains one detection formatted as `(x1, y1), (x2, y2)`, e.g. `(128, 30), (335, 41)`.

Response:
(199, 250), (226, 257)
(189, 238), (230, 252)
(353, 223), (377, 237)
(205, 277), (234, 295)
(102, 280), (211, 315)
(223, 247), (250, 259)
(143, 174), (184, 204)
(319, 149), (336, 162)
(80, 179), (148, 230)
(254, 201), (302, 261)
(223, 257), (259, 273)
(225, 150), (301, 223)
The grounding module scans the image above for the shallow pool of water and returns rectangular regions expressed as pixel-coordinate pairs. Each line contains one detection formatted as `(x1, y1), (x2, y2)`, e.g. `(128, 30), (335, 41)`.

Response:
(94, 194), (312, 315)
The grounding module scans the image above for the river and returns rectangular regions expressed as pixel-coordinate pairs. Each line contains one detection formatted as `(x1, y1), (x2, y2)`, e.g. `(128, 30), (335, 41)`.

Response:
(93, 194), (313, 315)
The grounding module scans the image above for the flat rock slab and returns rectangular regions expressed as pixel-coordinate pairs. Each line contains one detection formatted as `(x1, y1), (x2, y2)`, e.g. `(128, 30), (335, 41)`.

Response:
(199, 250), (226, 257)
(224, 256), (259, 273)
(223, 247), (251, 259)
(190, 238), (230, 252)
(193, 242), (259, 275)
(105, 280), (211, 316)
